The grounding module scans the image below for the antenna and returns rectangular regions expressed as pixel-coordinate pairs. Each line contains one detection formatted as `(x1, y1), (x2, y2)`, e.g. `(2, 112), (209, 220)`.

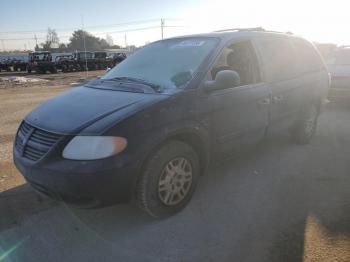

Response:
(81, 14), (88, 78)
(214, 27), (265, 33)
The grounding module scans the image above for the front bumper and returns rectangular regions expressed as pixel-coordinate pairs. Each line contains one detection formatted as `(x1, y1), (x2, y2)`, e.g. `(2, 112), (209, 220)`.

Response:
(13, 149), (139, 208)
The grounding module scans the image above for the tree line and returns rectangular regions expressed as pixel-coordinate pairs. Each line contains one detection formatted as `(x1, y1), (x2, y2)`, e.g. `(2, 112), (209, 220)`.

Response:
(36, 28), (121, 52)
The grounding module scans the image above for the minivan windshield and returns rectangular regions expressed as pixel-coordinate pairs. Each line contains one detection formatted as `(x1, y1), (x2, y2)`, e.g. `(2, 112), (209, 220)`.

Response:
(102, 37), (219, 90)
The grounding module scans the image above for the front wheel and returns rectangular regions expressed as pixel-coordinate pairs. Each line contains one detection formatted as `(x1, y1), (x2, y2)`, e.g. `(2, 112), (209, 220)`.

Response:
(136, 141), (200, 218)
(292, 103), (319, 145)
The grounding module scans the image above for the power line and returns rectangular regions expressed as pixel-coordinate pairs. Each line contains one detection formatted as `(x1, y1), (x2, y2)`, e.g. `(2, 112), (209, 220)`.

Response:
(0, 18), (182, 34)
(0, 25), (184, 41)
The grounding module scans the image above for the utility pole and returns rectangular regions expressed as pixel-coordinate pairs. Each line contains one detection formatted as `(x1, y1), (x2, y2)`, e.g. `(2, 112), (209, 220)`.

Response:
(161, 18), (165, 40)
(81, 14), (88, 78)
(34, 35), (38, 51)
(124, 34), (127, 49)
(1, 40), (5, 51)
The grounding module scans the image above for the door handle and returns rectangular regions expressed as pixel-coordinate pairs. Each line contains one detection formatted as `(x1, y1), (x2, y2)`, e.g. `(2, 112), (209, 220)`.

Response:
(258, 98), (270, 105)
(272, 95), (283, 103)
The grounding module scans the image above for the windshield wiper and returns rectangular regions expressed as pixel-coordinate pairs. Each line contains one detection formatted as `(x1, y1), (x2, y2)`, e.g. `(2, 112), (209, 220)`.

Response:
(106, 77), (163, 93)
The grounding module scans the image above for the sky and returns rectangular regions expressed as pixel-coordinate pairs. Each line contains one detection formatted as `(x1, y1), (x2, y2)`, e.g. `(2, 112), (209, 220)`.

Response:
(0, 0), (349, 51)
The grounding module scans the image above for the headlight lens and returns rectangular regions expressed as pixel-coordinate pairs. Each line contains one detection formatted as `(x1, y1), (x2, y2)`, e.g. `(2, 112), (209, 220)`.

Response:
(62, 136), (127, 160)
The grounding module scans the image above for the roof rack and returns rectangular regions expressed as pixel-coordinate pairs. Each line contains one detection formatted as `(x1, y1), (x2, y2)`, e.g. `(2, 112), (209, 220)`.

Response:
(213, 27), (265, 33)
(213, 27), (293, 35)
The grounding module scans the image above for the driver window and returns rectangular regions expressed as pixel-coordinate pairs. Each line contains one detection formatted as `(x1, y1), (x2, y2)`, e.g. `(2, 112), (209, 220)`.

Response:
(211, 40), (261, 86)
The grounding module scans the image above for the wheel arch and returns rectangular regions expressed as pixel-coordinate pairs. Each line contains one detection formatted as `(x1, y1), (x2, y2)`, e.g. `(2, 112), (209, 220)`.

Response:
(135, 128), (209, 179)
(129, 124), (211, 201)
(166, 131), (210, 176)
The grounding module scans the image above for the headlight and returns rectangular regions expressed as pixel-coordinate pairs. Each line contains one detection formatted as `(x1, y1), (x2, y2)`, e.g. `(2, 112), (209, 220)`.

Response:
(62, 136), (127, 160)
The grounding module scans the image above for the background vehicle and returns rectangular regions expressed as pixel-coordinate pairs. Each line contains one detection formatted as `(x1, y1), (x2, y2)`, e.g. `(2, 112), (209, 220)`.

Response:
(0, 58), (27, 72)
(0, 58), (11, 72)
(14, 29), (329, 218)
(109, 52), (127, 68)
(54, 54), (74, 72)
(328, 46), (350, 89)
(27, 51), (57, 73)
(58, 51), (113, 71)
(12, 59), (27, 71)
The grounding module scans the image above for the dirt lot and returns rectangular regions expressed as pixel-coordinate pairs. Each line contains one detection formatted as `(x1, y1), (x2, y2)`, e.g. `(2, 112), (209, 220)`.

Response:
(0, 73), (349, 261)
(0, 70), (105, 192)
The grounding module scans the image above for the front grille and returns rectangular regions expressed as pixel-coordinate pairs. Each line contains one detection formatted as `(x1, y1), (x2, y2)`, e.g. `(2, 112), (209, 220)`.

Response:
(15, 121), (62, 161)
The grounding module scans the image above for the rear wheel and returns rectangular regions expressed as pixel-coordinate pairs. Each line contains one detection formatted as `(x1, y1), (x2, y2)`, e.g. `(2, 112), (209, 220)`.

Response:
(292, 103), (319, 145)
(136, 141), (199, 218)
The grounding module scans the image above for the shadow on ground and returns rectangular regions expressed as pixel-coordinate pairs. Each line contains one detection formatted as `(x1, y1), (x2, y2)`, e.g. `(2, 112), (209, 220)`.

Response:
(0, 184), (57, 232)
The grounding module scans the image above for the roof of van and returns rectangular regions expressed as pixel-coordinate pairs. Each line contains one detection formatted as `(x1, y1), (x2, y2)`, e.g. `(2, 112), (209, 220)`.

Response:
(166, 28), (304, 42)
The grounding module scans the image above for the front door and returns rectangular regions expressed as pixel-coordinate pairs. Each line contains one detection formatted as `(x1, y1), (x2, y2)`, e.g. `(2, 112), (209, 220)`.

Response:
(205, 40), (270, 156)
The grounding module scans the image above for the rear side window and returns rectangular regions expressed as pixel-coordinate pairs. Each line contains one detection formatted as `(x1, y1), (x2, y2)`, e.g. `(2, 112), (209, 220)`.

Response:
(292, 39), (324, 73)
(257, 37), (298, 82)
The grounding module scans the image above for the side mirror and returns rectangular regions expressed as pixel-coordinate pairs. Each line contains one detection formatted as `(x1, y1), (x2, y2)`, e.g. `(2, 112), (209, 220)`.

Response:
(203, 70), (240, 92)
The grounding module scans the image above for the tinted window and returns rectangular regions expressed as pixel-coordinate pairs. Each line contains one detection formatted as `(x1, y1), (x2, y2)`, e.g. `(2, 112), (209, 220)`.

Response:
(292, 39), (324, 72)
(257, 37), (298, 81)
(79, 52), (93, 59)
(211, 40), (261, 85)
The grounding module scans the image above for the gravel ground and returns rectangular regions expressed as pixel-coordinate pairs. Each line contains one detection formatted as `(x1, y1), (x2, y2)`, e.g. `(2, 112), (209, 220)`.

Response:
(0, 76), (349, 261)
(0, 70), (104, 192)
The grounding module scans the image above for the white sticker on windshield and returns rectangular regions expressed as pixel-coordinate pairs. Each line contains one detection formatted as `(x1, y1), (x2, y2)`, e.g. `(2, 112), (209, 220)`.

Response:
(171, 40), (205, 48)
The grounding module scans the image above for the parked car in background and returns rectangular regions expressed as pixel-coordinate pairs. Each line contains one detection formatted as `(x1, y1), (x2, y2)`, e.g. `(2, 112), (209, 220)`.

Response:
(54, 54), (74, 72)
(67, 51), (113, 71)
(12, 59), (27, 72)
(328, 46), (350, 89)
(27, 51), (57, 73)
(111, 52), (127, 66)
(0, 58), (26, 72)
(14, 28), (329, 218)
(0, 59), (11, 72)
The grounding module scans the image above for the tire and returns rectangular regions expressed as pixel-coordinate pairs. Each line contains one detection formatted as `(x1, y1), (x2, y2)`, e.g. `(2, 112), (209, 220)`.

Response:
(292, 103), (319, 145)
(136, 140), (200, 218)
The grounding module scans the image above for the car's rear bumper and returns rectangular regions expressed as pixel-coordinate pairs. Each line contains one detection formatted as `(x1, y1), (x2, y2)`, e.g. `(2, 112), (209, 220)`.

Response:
(13, 149), (138, 208)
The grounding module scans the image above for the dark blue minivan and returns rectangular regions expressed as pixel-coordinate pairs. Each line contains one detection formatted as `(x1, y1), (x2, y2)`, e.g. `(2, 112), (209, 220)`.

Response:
(13, 29), (329, 217)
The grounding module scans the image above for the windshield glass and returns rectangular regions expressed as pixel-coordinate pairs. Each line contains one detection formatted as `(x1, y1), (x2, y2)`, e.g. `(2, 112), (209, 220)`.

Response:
(102, 37), (218, 89)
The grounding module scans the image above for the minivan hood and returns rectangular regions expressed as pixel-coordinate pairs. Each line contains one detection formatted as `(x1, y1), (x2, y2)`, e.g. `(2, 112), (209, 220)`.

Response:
(25, 85), (166, 134)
